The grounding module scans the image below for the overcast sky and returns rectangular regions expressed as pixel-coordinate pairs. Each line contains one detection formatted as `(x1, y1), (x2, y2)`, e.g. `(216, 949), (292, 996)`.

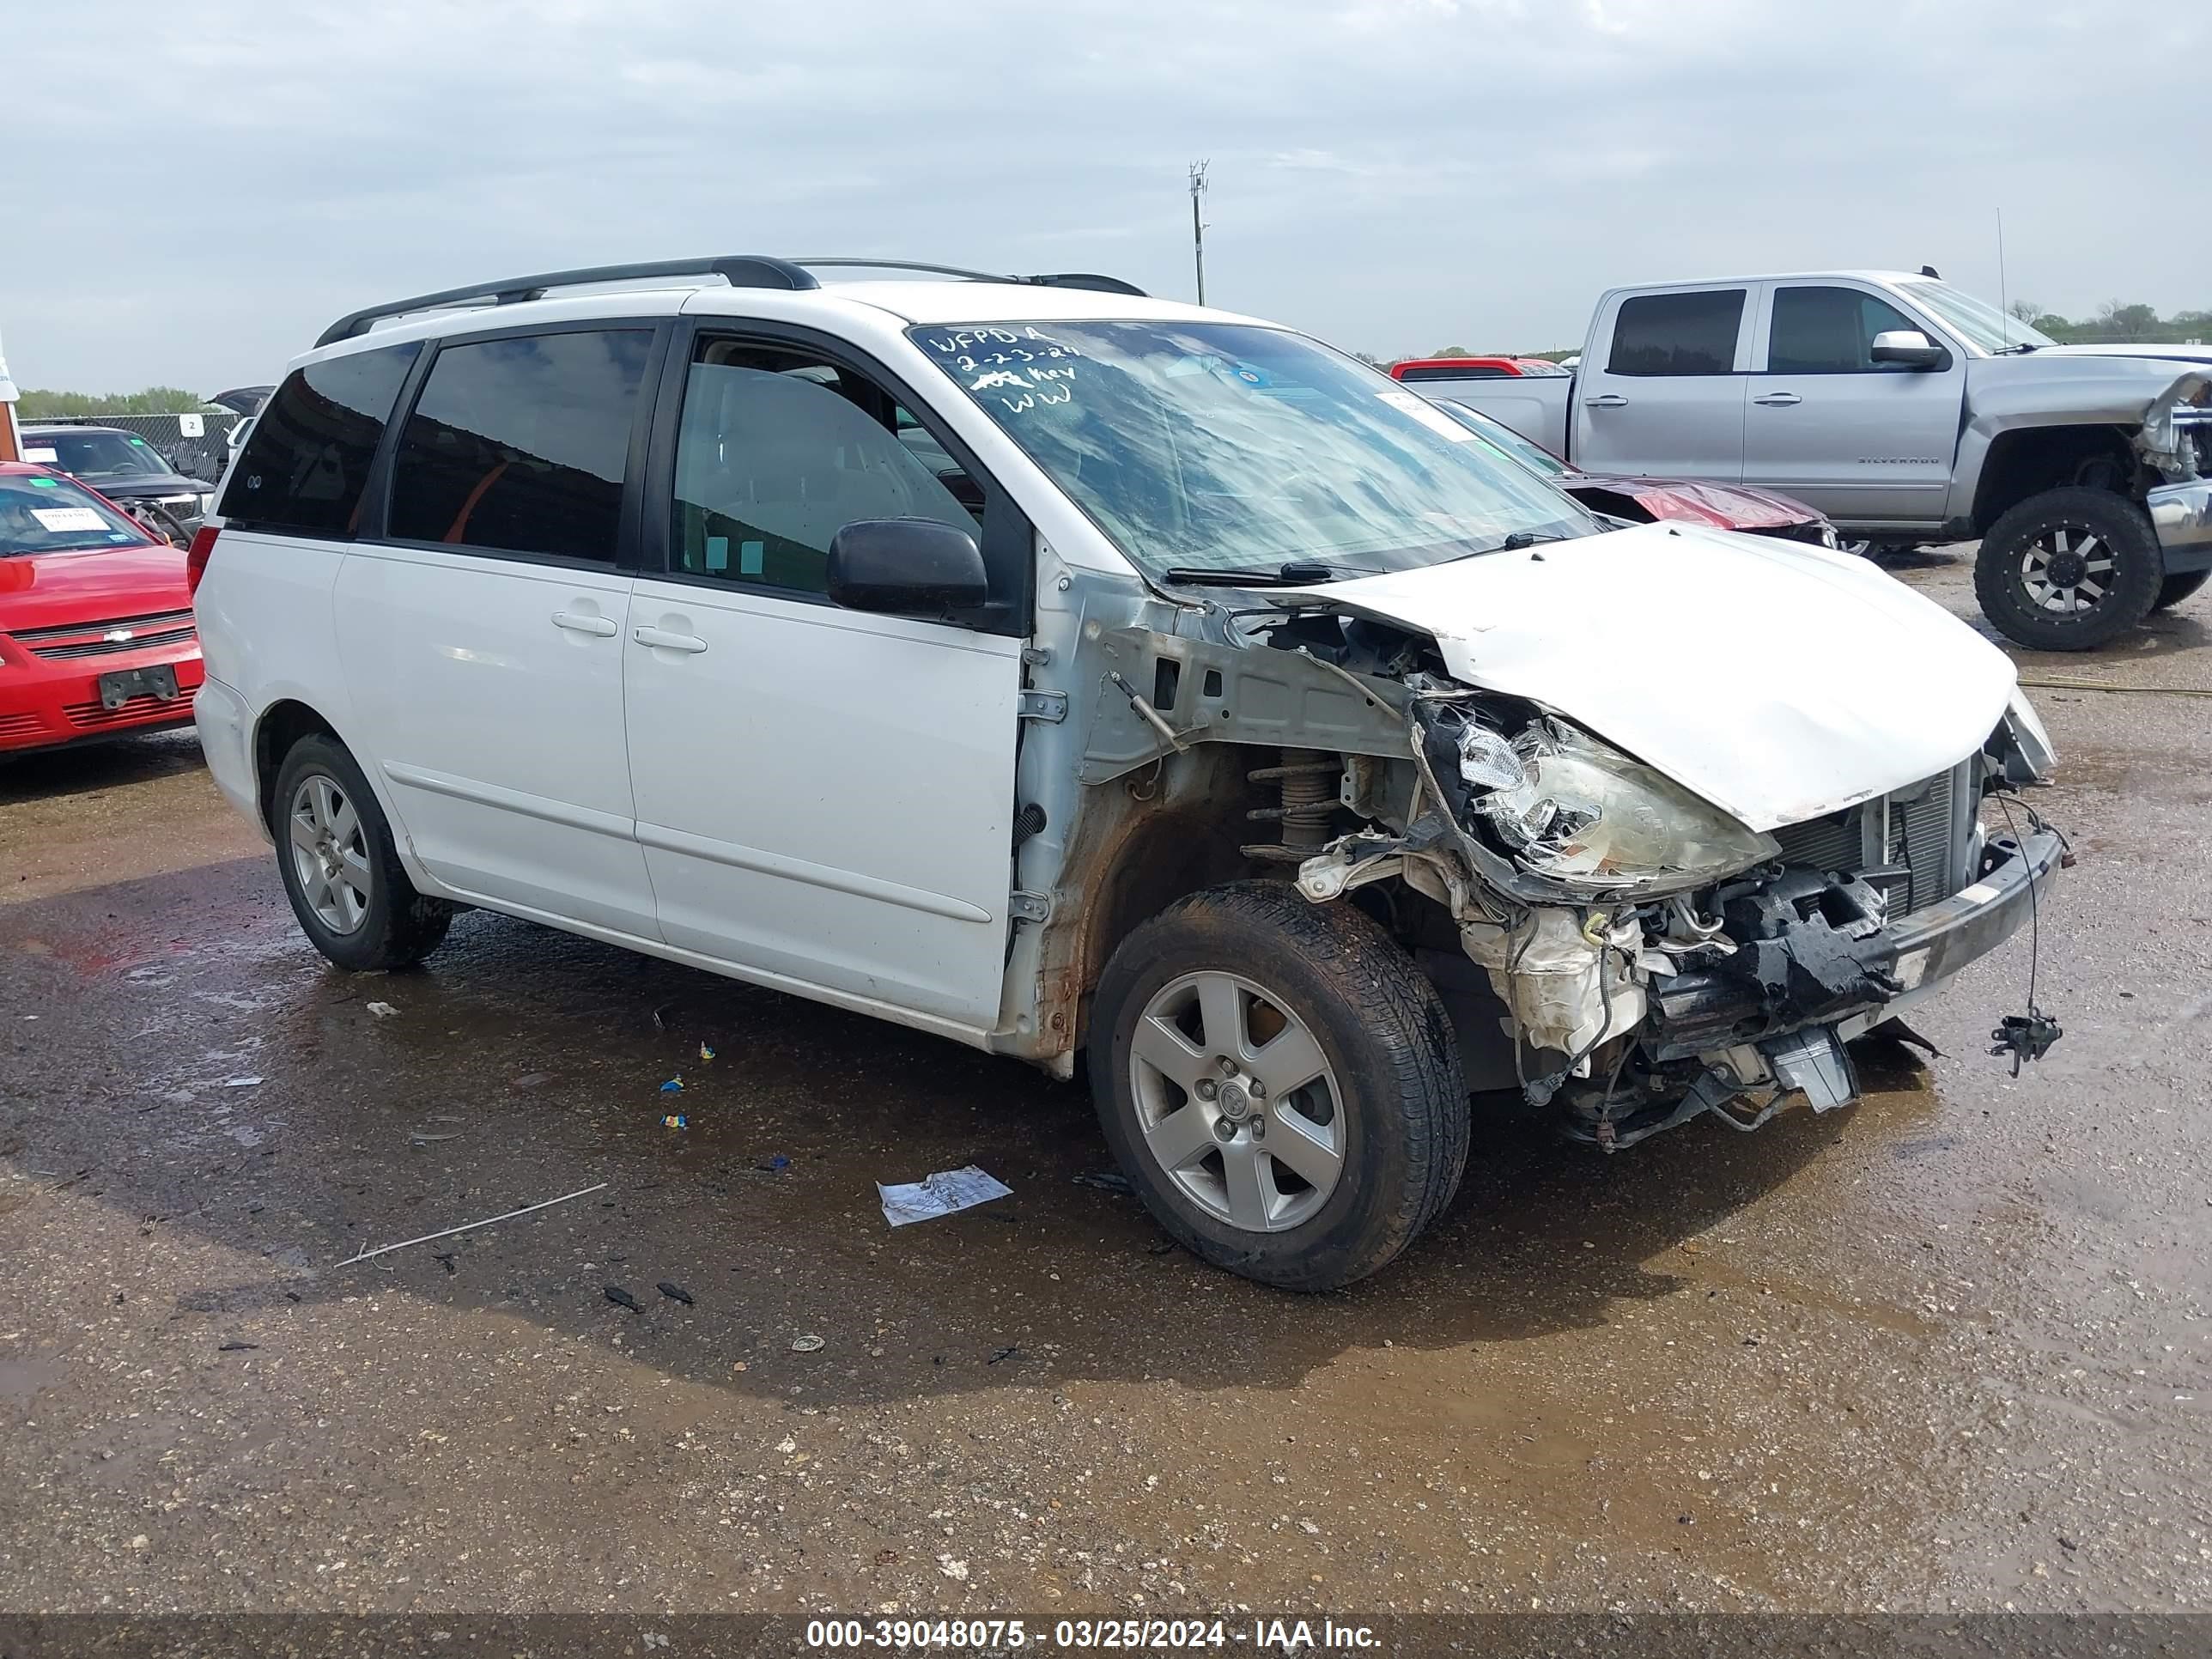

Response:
(3, 0), (2205, 393)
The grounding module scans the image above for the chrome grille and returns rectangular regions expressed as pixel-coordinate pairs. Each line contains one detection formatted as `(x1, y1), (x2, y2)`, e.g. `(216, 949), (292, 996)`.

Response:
(12, 608), (197, 661)
(1770, 763), (1972, 916)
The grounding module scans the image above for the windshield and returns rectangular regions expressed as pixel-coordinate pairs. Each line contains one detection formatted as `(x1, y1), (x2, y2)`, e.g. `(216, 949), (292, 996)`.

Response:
(908, 320), (1595, 578)
(24, 429), (175, 483)
(1894, 280), (2056, 354)
(1434, 400), (1571, 478)
(0, 474), (154, 555)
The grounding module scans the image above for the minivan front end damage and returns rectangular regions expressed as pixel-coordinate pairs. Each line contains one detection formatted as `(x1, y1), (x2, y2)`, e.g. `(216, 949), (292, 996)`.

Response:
(1030, 526), (2066, 1152)
(1293, 679), (2064, 1148)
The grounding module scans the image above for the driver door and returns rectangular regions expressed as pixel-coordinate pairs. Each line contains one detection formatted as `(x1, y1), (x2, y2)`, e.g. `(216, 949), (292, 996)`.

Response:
(1741, 283), (1966, 526)
(622, 331), (1024, 1030)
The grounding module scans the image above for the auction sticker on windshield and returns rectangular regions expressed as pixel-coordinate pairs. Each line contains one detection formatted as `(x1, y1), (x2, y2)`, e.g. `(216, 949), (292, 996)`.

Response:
(31, 507), (106, 532)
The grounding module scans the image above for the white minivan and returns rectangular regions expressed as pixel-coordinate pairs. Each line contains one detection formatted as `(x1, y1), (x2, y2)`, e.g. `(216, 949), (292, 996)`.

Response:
(193, 255), (2065, 1290)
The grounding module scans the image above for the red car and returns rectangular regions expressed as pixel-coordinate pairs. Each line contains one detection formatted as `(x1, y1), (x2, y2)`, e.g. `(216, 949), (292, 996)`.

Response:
(0, 462), (204, 755)
(1430, 398), (1839, 548)
(1390, 355), (1569, 382)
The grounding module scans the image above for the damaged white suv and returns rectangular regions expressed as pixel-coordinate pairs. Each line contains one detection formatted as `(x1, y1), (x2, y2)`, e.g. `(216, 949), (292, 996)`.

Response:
(191, 256), (2066, 1291)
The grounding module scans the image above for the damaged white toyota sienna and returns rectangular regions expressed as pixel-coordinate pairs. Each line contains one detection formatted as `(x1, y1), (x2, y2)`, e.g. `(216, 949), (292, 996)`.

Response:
(191, 256), (2066, 1290)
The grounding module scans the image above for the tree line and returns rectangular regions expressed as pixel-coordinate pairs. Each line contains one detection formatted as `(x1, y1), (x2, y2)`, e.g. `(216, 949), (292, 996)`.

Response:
(2008, 300), (2209, 344)
(15, 386), (210, 419)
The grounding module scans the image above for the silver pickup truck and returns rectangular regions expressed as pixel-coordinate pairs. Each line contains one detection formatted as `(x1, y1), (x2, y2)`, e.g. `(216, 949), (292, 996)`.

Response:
(1433, 270), (2212, 650)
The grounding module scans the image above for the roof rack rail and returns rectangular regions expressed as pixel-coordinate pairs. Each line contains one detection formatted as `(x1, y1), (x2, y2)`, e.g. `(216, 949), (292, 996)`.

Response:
(313, 255), (819, 348)
(313, 254), (1151, 349)
(794, 258), (1146, 297)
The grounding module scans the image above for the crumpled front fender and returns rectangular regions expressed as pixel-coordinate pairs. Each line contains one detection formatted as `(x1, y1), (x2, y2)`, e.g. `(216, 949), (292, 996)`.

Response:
(2136, 370), (2211, 483)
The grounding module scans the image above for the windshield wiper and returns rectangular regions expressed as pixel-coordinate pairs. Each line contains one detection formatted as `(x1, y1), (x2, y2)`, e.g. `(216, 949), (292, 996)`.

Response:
(1443, 531), (1570, 564)
(1990, 342), (2040, 356)
(1161, 559), (1365, 587)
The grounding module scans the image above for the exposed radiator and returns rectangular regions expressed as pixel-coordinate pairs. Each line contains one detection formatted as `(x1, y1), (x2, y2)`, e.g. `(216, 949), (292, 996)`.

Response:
(1769, 763), (1972, 916)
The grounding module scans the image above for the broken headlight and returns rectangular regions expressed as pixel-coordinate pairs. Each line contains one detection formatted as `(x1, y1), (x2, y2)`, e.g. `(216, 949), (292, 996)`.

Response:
(1458, 718), (1778, 896)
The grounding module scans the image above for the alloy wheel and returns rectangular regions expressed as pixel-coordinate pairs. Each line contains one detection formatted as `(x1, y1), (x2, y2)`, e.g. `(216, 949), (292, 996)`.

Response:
(1127, 970), (1345, 1233)
(288, 773), (372, 934)
(2020, 527), (2116, 615)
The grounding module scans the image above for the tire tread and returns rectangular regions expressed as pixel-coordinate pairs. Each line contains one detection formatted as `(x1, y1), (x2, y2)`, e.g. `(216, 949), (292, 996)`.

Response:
(1973, 487), (2162, 651)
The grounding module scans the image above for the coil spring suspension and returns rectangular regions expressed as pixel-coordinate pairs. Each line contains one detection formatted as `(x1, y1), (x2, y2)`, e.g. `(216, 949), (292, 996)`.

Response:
(1246, 748), (1340, 856)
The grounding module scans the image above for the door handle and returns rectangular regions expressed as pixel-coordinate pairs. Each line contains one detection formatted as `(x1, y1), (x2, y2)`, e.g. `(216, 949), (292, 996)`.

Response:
(1583, 393), (1628, 408)
(634, 625), (708, 654)
(551, 611), (618, 637)
(1752, 392), (1802, 406)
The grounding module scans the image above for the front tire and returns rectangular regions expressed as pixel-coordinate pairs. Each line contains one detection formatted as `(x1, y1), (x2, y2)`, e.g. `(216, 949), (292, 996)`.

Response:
(2154, 569), (2209, 611)
(1088, 882), (1467, 1291)
(271, 734), (453, 971)
(1973, 487), (2163, 650)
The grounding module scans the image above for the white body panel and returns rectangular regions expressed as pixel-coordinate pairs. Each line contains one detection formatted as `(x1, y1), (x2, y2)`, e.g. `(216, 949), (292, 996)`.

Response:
(331, 545), (659, 938)
(622, 576), (1022, 1027)
(1298, 520), (2018, 831)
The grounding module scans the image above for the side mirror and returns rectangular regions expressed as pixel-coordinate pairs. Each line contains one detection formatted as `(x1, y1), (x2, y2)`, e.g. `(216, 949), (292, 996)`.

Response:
(1870, 329), (1947, 369)
(826, 518), (988, 615)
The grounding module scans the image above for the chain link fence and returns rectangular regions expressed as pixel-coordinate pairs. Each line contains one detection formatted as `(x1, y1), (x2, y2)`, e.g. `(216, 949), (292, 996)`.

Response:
(28, 412), (249, 483)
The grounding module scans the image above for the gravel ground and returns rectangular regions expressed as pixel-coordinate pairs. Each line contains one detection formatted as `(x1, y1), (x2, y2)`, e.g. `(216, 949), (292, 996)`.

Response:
(1, 549), (2208, 1620)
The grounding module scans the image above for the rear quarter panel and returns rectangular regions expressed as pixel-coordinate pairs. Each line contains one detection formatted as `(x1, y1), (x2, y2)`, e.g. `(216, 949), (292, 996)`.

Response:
(191, 530), (380, 832)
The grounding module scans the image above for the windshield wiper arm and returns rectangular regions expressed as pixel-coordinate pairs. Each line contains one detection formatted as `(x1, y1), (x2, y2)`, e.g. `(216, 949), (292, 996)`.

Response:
(1161, 559), (1361, 587)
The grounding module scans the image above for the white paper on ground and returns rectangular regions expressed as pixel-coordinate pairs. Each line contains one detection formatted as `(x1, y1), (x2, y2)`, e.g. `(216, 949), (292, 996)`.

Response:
(878, 1164), (1013, 1227)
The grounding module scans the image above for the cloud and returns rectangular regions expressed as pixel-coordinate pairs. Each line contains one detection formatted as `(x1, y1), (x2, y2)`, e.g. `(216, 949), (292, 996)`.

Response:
(0, 0), (2206, 386)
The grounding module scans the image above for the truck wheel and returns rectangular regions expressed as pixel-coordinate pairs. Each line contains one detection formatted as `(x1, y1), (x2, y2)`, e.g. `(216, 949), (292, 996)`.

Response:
(1974, 488), (2163, 650)
(2154, 570), (2209, 611)
(1087, 881), (1468, 1291)
(272, 734), (453, 971)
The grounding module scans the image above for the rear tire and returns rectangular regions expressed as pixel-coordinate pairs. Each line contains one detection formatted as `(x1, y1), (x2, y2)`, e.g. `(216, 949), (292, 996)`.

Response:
(1973, 487), (2163, 650)
(271, 734), (453, 971)
(1088, 881), (1467, 1291)
(2154, 569), (2209, 611)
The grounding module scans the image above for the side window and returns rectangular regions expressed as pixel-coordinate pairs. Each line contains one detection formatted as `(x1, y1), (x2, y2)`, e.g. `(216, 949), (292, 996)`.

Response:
(671, 343), (981, 594)
(1767, 286), (1927, 374)
(387, 328), (652, 561)
(219, 343), (419, 534)
(1607, 290), (1747, 376)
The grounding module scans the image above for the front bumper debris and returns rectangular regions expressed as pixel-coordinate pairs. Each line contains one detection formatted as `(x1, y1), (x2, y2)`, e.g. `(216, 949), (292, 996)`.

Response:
(2148, 477), (2212, 574)
(1647, 826), (2063, 1063)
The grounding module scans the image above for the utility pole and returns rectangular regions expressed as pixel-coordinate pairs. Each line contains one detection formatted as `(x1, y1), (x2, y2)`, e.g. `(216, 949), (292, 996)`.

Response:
(1188, 160), (1209, 307)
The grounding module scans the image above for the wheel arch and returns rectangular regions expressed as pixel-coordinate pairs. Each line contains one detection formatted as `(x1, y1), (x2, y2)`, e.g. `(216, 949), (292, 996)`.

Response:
(248, 700), (429, 890)
(1032, 743), (1272, 1061)
(1969, 422), (2142, 535)
(252, 698), (346, 836)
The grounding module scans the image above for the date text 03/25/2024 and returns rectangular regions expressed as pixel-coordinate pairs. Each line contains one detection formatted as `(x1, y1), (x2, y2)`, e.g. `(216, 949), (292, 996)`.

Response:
(804, 1618), (1381, 1650)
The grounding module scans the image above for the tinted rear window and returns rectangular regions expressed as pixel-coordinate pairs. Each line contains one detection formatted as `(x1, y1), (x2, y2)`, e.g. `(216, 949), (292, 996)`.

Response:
(1607, 290), (1746, 376)
(219, 343), (420, 535)
(386, 329), (652, 562)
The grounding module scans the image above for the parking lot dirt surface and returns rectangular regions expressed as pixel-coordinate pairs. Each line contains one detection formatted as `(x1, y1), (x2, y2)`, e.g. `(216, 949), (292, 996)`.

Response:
(2, 551), (2209, 1620)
